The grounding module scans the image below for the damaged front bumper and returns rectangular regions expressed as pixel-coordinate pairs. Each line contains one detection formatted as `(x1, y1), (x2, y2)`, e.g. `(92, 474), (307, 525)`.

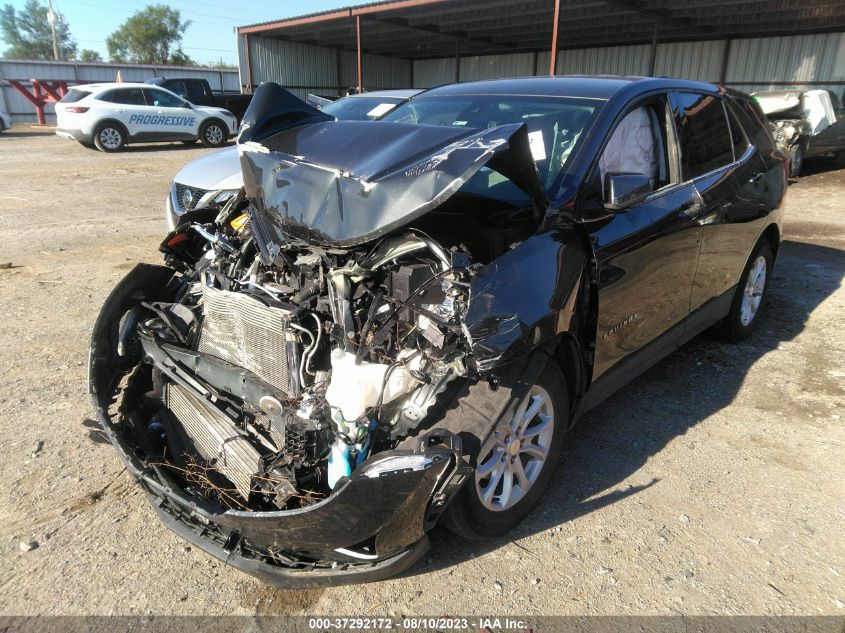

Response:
(88, 264), (472, 588)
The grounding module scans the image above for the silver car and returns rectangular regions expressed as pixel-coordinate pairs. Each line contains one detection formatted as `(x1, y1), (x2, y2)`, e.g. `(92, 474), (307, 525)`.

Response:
(165, 89), (422, 229)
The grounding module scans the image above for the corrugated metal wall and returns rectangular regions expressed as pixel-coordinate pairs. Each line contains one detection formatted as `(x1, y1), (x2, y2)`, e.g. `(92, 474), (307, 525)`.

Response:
(555, 44), (652, 76)
(459, 51), (535, 81)
(410, 32), (844, 94)
(340, 49), (411, 91)
(244, 36), (411, 100)
(1, 59), (240, 124)
(247, 36), (338, 100)
(414, 51), (535, 86)
(414, 58), (456, 87)
(726, 32), (845, 95)
(655, 40), (726, 81)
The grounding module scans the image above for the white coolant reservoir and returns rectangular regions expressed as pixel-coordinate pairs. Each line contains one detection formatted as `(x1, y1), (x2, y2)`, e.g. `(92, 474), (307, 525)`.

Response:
(325, 349), (420, 422)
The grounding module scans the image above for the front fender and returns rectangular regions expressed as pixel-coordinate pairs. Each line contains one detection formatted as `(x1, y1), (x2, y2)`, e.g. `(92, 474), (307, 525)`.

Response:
(464, 229), (588, 374)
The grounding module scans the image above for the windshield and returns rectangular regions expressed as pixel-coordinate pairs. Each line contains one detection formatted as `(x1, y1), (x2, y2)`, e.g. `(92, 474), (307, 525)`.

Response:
(321, 96), (404, 121)
(382, 95), (602, 197)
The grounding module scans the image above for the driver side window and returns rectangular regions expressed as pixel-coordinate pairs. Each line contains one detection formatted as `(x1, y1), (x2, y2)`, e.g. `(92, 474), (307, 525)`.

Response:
(144, 89), (184, 108)
(598, 102), (669, 196)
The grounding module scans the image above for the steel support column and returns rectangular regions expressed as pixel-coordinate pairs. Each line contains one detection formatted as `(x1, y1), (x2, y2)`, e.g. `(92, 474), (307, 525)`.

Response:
(243, 34), (253, 93)
(647, 21), (659, 76)
(356, 15), (363, 93)
(720, 38), (732, 85)
(549, 0), (561, 75)
(454, 38), (460, 82)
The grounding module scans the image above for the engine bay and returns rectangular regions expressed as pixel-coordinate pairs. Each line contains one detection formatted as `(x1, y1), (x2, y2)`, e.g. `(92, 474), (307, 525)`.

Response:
(117, 199), (487, 512)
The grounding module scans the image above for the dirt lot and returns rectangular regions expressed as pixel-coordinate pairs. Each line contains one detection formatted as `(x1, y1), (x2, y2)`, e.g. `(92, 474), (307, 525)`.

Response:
(0, 128), (843, 617)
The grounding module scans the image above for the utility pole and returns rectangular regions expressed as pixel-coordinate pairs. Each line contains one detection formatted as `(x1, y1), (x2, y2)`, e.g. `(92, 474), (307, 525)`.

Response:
(47, 0), (60, 61)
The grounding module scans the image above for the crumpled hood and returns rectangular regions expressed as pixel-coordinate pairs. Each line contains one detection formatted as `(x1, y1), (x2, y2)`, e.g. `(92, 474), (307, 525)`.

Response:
(237, 82), (546, 250)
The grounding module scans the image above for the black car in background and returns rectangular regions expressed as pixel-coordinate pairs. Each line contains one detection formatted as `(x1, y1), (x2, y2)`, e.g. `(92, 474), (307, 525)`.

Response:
(89, 76), (787, 587)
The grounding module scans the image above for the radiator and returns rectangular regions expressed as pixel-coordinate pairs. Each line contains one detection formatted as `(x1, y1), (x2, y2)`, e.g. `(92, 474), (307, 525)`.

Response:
(196, 284), (299, 395)
(165, 383), (261, 500)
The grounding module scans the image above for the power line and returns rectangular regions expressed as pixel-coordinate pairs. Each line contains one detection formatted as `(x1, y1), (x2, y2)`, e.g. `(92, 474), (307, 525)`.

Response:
(63, 0), (278, 26)
(76, 37), (235, 54)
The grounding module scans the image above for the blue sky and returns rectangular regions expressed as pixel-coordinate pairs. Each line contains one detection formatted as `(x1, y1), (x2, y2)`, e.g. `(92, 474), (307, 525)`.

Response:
(1, 0), (352, 66)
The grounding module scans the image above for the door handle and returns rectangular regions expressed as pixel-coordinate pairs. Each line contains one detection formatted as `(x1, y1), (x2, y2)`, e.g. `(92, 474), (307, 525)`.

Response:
(681, 201), (703, 218)
(749, 172), (764, 184)
(156, 110), (166, 114)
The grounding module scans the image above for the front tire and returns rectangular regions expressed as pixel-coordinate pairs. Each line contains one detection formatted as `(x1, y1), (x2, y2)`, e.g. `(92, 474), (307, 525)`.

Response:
(199, 120), (227, 148)
(719, 239), (773, 341)
(93, 123), (126, 152)
(443, 364), (569, 540)
(789, 141), (805, 179)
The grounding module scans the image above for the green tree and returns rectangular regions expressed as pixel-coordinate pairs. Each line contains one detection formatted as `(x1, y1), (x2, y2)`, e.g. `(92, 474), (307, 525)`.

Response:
(0, 0), (77, 60)
(78, 48), (102, 62)
(106, 5), (192, 65)
(167, 47), (194, 66)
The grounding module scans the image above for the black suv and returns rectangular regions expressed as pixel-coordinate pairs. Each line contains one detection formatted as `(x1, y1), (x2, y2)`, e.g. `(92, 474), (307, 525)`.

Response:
(90, 76), (787, 587)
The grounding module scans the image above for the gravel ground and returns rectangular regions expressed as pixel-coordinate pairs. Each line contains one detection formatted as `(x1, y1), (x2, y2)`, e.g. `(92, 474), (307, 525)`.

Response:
(0, 128), (842, 616)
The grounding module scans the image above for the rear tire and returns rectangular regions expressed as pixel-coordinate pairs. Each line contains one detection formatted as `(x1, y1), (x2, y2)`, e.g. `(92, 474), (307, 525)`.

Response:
(835, 150), (845, 168)
(719, 239), (773, 341)
(442, 364), (569, 540)
(93, 123), (126, 153)
(199, 120), (227, 148)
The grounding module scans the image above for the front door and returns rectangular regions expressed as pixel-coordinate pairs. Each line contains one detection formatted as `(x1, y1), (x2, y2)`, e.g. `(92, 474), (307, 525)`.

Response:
(583, 96), (703, 379)
(137, 88), (198, 141)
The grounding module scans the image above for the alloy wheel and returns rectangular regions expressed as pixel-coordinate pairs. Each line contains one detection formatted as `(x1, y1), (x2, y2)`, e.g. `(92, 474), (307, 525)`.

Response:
(205, 124), (224, 145)
(740, 255), (766, 326)
(99, 127), (122, 150)
(475, 384), (555, 512)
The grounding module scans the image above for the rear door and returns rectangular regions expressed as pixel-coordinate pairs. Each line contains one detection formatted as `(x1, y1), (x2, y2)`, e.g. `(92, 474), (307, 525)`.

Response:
(584, 94), (703, 378)
(668, 91), (776, 311)
(100, 87), (147, 136)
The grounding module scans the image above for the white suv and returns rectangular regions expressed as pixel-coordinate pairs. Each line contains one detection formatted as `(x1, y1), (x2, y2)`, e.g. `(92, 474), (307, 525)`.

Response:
(55, 82), (238, 152)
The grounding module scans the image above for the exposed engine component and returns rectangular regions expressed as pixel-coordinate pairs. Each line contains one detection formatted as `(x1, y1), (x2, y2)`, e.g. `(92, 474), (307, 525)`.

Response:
(127, 206), (477, 511)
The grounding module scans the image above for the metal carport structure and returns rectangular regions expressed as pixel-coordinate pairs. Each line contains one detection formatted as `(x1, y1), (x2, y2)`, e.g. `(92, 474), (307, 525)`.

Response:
(236, 0), (845, 98)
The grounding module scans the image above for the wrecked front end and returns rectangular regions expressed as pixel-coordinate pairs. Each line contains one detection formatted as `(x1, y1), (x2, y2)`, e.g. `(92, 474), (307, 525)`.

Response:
(88, 83), (564, 587)
(753, 91), (811, 163)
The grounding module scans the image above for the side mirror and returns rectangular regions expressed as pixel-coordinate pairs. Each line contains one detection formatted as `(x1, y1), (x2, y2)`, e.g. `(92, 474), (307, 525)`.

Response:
(604, 173), (651, 211)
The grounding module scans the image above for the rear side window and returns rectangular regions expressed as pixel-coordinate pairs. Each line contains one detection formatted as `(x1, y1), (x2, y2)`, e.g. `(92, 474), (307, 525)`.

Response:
(99, 88), (147, 106)
(725, 106), (749, 159)
(730, 96), (774, 152)
(670, 92), (734, 179)
(60, 89), (89, 103)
